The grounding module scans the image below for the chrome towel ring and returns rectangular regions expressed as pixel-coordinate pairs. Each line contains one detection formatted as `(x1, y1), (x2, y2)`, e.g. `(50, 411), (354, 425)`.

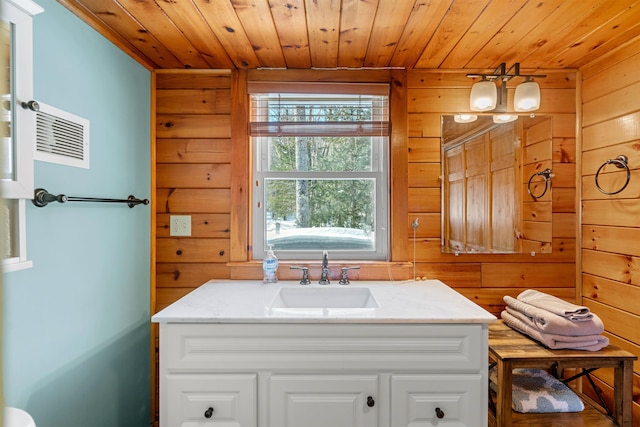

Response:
(595, 155), (630, 195)
(527, 168), (553, 200)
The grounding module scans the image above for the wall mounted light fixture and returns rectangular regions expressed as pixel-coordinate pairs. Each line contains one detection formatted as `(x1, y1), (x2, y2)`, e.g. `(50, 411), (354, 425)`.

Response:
(514, 78), (541, 112)
(467, 63), (546, 113)
(469, 78), (497, 112)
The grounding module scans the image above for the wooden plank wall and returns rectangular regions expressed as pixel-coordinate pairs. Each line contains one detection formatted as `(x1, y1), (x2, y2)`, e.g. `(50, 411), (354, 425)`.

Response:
(407, 71), (577, 315)
(579, 37), (640, 423)
(155, 70), (234, 310)
(522, 117), (553, 253)
(153, 69), (577, 317)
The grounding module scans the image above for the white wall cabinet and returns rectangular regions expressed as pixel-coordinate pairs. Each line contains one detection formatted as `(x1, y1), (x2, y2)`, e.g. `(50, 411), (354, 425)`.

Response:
(158, 323), (488, 427)
(1, 0), (42, 272)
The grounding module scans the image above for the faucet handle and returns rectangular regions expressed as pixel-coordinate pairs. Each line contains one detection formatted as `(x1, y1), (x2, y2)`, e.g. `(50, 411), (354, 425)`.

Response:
(339, 266), (360, 285)
(290, 266), (310, 285)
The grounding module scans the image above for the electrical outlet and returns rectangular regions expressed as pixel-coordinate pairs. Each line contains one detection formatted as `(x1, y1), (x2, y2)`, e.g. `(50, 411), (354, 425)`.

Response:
(170, 215), (191, 236)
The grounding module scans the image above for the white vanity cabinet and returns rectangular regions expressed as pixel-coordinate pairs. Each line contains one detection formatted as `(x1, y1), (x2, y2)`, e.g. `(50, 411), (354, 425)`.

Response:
(391, 374), (483, 426)
(269, 374), (379, 427)
(164, 374), (257, 426)
(158, 321), (489, 427)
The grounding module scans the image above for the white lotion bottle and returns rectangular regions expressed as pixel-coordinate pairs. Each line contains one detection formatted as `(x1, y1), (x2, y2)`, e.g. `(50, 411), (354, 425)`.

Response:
(262, 245), (278, 283)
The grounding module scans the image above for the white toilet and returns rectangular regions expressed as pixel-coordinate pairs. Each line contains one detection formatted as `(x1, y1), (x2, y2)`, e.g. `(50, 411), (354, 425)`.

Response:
(4, 407), (36, 427)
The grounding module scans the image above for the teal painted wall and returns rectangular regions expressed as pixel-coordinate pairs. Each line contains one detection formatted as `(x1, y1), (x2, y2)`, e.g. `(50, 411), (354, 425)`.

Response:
(2, 0), (151, 424)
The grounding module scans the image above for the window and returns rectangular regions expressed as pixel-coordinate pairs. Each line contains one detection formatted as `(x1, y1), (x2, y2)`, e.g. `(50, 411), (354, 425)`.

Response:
(251, 86), (389, 260)
(1, 0), (42, 272)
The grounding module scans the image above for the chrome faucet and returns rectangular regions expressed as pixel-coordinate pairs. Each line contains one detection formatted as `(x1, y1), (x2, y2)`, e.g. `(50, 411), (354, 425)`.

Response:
(319, 250), (330, 285)
(290, 266), (310, 285)
(339, 266), (360, 285)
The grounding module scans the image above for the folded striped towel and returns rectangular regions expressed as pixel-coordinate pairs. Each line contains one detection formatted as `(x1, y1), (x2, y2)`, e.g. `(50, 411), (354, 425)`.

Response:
(501, 310), (609, 351)
(503, 296), (604, 336)
(517, 289), (593, 321)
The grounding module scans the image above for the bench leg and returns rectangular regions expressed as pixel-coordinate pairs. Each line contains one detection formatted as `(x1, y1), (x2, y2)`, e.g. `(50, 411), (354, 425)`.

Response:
(614, 360), (633, 427)
(495, 361), (512, 427)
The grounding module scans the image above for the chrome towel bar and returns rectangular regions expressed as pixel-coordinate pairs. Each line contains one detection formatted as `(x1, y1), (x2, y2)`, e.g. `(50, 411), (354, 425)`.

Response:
(32, 188), (149, 208)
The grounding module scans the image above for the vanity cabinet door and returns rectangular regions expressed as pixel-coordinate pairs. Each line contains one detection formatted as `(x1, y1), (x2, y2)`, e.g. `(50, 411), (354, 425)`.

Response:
(391, 374), (483, 427)
(269, 374), (379, 427)
(163, 374), (257, 427)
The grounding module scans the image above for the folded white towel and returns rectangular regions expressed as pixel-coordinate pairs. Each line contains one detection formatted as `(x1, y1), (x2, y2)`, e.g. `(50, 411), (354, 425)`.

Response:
(517, 289), (593, 321)
(503, 296), (604, 336)
(501, 310), (609, 351)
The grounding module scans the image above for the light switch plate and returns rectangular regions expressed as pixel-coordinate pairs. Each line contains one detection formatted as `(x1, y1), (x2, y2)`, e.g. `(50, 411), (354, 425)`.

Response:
(170, 215), (191, 236)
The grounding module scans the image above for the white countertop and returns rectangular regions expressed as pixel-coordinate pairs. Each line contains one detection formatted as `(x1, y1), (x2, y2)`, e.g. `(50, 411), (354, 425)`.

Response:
(152, 279), (497, 324)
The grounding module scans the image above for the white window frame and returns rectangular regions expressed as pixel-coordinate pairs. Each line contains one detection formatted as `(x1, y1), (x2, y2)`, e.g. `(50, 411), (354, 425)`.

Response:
(1, 0), (42, 272)
(250, 86), (390, 261)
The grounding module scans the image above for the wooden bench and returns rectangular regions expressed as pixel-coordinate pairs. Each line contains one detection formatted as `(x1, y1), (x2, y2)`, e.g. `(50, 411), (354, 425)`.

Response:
(488, 320), (636, 427)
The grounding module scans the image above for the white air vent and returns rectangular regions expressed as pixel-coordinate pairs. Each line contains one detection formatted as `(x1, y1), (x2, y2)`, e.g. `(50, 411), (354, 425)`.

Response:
(35, 102), (89, 169)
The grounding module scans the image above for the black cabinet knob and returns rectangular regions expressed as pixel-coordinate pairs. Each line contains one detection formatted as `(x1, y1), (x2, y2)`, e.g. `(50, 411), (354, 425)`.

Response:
(204, 407), (214, 418)
(435, 407), (445, 419)
(366, 396), (375, 407)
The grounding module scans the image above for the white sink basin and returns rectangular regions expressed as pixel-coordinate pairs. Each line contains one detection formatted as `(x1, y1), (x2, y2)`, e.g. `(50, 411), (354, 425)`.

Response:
(269, 286), (379, 312)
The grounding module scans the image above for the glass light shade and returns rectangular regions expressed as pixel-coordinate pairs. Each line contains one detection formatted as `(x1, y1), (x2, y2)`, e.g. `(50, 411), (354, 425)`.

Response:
(514, 80), (540, 111)
(470, 80), (497, 111)
(454, 114), (477, 123)
(493, 114), (518, 123)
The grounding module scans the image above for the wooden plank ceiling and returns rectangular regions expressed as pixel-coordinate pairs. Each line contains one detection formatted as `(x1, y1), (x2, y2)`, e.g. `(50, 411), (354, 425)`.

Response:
(58, 0), (640, 71)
